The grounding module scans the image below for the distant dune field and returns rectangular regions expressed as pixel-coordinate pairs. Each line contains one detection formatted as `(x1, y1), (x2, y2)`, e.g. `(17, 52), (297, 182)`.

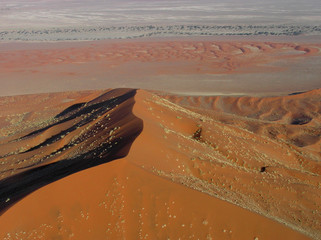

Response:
(0, 38), (320, 96)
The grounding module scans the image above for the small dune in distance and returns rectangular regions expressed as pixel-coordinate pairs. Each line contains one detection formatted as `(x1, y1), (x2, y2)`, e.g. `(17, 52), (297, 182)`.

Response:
(1, 39), (321, 96)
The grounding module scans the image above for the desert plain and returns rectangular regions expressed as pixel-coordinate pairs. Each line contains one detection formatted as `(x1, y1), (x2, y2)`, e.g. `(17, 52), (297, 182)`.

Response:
(0, 37), (321, 96)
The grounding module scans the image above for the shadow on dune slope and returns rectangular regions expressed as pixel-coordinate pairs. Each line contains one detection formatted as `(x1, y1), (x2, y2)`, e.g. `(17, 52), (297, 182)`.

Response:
(0, 89), (143, 215)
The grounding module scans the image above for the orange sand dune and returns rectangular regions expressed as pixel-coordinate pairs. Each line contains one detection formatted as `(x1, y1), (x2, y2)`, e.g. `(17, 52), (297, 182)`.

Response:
(161, 89), (321, 153)
(0, 89), (320, 239)
(0, 157), (310, 240)
(127, 89), (321, 239)
(0, 89), (143, 209)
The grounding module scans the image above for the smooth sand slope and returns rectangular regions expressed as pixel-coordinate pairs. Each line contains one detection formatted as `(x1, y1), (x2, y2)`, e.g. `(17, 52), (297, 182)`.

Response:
(0, 88), (320, 239)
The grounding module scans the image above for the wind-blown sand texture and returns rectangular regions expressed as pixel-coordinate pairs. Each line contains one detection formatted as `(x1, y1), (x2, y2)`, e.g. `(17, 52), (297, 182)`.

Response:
(0, 88), (320, 239)
(0, 39), (320, 96)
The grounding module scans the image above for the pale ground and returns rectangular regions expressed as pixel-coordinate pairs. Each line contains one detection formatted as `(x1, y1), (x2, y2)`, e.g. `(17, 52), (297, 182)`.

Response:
(1, 0), (320, 30)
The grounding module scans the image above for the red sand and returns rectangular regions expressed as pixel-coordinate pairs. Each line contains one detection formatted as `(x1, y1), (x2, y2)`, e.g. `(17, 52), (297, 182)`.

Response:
(0, 39), (320, 96)
(0, 88), (320, 239)
(1, 40), (319, 73)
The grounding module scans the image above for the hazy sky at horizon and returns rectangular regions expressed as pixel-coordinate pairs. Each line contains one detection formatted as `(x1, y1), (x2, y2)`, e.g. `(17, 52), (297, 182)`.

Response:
(0, 0), (320, 30)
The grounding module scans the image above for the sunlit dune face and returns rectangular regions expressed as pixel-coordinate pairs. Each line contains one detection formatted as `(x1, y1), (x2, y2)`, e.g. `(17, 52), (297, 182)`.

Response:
(0, 89), (320, 239)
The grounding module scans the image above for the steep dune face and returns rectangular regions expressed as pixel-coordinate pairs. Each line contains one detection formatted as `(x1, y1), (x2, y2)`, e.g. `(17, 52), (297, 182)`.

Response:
(127, 90), (321, 238)
(0, 89), (143, 214)
(0, 89), (320, 239)
(127, 90), (321, 239)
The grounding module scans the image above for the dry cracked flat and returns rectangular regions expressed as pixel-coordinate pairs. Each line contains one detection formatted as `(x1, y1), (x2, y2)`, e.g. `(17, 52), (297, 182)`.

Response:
(0, 88), (320, 239)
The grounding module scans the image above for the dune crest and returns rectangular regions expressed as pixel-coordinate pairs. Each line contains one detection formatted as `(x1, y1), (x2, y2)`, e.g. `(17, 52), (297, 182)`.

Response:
(0, 88), (320, 239)
(125, 89), (321, 239)
(0, 89), (143, 214)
